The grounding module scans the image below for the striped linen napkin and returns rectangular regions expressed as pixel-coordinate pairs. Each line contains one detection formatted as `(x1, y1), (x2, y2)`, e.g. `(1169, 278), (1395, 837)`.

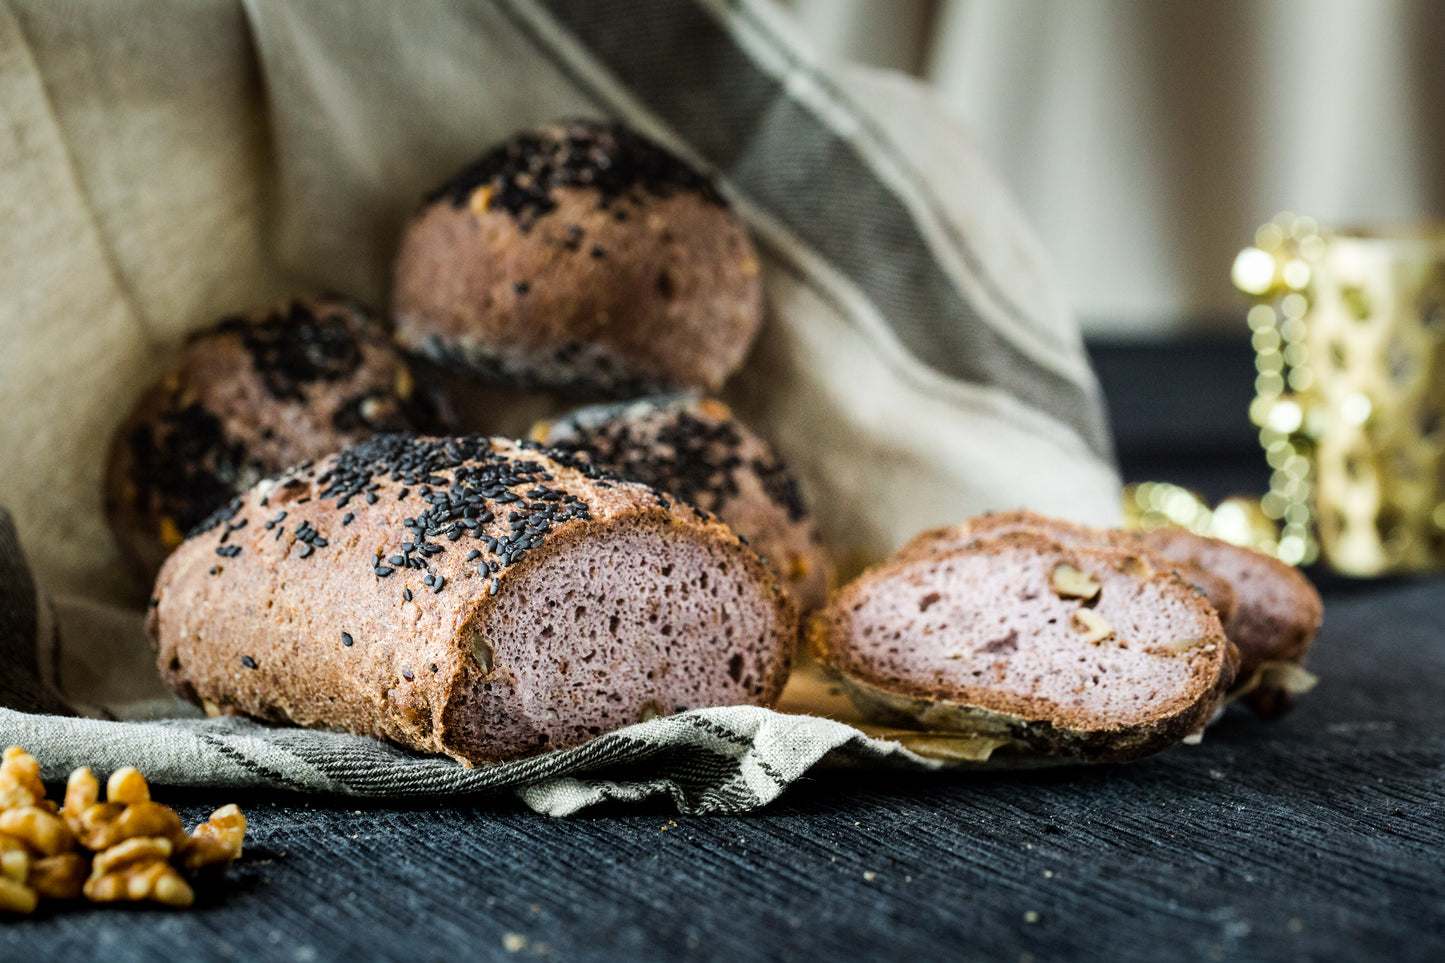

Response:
(0, 0), (1116, 813)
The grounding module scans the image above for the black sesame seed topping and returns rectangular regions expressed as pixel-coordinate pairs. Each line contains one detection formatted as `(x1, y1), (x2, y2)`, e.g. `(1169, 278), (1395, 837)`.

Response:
(214, 299), (374, 403)
(401, 666), (414, 681)
(310, 435), (610, 597)
(403, 588), (413, 602)
(341, 632), (354, 647)
(428, 121), (725, 231)
(342, 512), (355, 525)
(126, 405), (247, 544)
(543, 395), (812, 523)
(240, 655), (258, 670)
(430, 664), (439, 673)
(215, 544), (242, 558)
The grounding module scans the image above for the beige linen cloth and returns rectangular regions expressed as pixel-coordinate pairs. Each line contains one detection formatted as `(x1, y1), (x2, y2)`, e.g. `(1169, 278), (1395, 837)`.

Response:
(0, 0), (1118, 813)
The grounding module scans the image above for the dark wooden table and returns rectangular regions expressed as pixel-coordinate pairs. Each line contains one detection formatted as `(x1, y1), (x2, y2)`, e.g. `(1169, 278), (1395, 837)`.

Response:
(4, 339), (1442, 961)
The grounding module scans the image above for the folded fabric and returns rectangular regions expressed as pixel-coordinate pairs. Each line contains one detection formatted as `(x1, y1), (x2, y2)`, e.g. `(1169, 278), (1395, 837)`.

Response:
(0, 0), (1118, 812)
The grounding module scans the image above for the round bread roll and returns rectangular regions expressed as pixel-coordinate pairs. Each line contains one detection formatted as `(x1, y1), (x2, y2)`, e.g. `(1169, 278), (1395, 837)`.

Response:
(531, 395), (830, 611)
(106, 297), (447, 577)
(392, 120), (764, 396)
(148, 436), (796, 764)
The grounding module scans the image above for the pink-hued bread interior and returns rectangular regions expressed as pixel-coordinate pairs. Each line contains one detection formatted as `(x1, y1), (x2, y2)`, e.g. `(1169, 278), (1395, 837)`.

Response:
(809, 532), (1238, 762)
(894, 510), (1323, 716)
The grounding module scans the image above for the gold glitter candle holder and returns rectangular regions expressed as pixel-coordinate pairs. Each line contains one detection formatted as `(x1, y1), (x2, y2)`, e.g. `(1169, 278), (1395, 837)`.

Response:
(1233, 215), (1445, 575)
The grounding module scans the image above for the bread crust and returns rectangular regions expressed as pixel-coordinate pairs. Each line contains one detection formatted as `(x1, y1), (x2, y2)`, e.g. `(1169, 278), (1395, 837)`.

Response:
(809, 533), (1238, 763)
(148, 436), (795, 765)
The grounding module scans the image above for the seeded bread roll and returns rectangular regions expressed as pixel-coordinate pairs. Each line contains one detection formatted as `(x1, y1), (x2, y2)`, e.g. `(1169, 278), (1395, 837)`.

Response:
(106, 297), (448, 577)
(808, 533), (1239, 763)
(896, 510), (1321, 717)
(392, 120), (763, 396)
(531, 395), (829, 611)
(148, 436), (795, 765)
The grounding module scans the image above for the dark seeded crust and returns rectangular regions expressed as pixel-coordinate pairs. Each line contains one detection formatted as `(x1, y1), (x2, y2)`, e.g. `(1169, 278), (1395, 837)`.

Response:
(392, 120), (763, 396)
(147, 436), (795, 765)
(809, 533), (1238, 763)
(896, 511), (1240, 628)
(532, 394), (830, 611)
(105, 297), (449, 577)
(1136, 527), (1323, 718)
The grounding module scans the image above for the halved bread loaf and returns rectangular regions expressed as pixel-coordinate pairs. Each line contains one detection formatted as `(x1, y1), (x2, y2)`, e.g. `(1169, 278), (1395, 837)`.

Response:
(896, 510), (1321, 715)
(148, 435), (796, 764)
(808, 532), (1239, 762)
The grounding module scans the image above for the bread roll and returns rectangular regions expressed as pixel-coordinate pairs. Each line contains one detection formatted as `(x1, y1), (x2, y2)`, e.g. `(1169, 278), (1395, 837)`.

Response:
(106, 297), (446, 576)
(392, 120), (763, 396)
(148, 435), (796, 764)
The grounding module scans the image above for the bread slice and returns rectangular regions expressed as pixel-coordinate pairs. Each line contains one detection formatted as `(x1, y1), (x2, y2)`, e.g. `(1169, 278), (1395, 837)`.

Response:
(1134, 527), (1322, 717)
(148, 435), (796, 765)
(808, 532), (1238, 762)
(894, 510), (1322, 716)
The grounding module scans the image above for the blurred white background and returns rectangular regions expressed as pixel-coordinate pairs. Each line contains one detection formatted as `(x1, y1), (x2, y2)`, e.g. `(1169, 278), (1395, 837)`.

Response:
(775, 0), (1445, 337)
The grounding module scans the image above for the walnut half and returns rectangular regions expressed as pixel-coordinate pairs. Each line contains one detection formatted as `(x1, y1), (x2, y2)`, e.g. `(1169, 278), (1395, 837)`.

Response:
(0, 746), (245, 915)
(1050, 564), (1102, 601)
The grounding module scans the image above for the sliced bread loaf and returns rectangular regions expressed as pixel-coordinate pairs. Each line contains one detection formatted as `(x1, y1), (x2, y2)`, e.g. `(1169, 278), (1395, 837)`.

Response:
(148, 435), (796, 764)
(894, 510), (1322, 716)
(808, 532), (1238, 762)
